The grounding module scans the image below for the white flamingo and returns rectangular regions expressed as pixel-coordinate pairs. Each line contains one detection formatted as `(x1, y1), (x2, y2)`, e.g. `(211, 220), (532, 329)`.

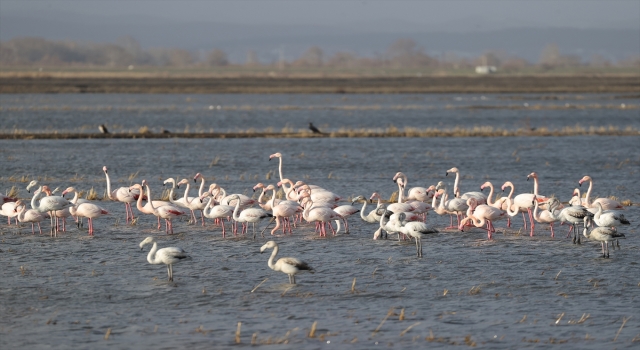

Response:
(103, 166), (140, 224)
(393, 172), (434, 201)
(139, 237), (191, 281)
(229, 194), (272, 238)
(351, 195), (383, 223)
(260, 240), (314, 284)
(577, 175), (624, 210)
(200, 192), (234, 237)
(30, 185), (73, 237)
(445, 167), (487, 203)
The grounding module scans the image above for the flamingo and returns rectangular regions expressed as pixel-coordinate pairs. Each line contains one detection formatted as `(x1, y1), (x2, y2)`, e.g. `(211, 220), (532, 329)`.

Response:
(393, 172), (434, 202)
(396, 178), (431, 218)
(200, 192), (234, 237)
(1, 201), (19, 225)
(268, 185), (302, 235)
(131, 183), (185, 235)
(532, 197), (562, 237)
(554, 191), (593, 244)
(103, 166), (140, 224)
(229, 194), (272, 238)
(396, 212), (438, 257)
(215, 187), (256, 209)
(30, 185), (73, 237)
(592, 202), (630, 249)
(296, 184), (341, 204)
(301, 198), (342, 237)
(445, 167), (487, 203)
(332, 202), (360, 234)
(373, 208), (403, 240)
(175, 178), (207, 226)
(62, 187), (109, 235)
(139, 237), (191, 281)
(14, 200), (46, 235)
(578, 175), (624, 210)
(458, 197), (509, 239)
(502, 180), (545, 236)
(351, 195), (383, 223)
(1, 193), (17, 204)
(260, 240), (314, 284)
(526, 172), (550, 207)
(163, 178), (193, 210)
(369, 191), (413, 214)
(435, 182), (468, 229)
(582, 218), (625, 258)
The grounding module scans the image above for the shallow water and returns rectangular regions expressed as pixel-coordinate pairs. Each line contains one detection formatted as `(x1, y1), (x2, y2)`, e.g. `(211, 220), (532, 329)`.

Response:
(1, 99), (640, 349)
(1, 93), (638, 134)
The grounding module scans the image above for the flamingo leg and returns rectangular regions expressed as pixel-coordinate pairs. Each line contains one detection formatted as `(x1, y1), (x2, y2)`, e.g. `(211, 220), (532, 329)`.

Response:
(550, 222), (555, 238)
(37, 222), (42, 235)
(522, 212), (528, 230)
(528, 209), (535, 236)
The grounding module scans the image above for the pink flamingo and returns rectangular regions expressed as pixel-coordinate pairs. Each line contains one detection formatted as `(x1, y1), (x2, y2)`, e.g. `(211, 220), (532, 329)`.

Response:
(301, 198), (342, 237)
(502, 180), (545, 236)
(103, 166), (140, 224)
(1, 201), (19, 225)
(131, 183), (185, 234)
(532, 197), (561, 237)
(14, 200), (46, 235)
(458, 198), (510, 240)
(396, 178), (431, 220)
(435, 182), (468, 229)
(369, 192), (413, 214)
(31, 185), (73, 237)
(269, 185), (302, 235)
(577, 175), (624, 210)
(63, 187), (109, 236)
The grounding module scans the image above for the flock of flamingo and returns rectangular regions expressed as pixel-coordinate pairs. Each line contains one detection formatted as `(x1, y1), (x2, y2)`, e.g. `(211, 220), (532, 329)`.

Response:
(0, 152), (632, 284)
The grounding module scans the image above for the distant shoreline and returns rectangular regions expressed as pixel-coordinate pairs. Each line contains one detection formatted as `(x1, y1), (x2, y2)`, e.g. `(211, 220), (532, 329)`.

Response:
(1, 75), (639, 94)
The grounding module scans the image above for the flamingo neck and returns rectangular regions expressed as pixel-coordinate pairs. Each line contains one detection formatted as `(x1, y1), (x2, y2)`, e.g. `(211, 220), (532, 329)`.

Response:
(532, 177), (540, 196)
(145, 184), (157, 211)
(30, 189), (43, 210)
(503, 197), (519, 217)
(276, 157), (291, 194)
(267, 246), (278, 270)
(182, 183), (192, 203)
(397, 181), (405, 203)
(452, 172), (461, 198)
(104, 171), (116, 200)
(232, 198), (241, 221)
(269, 188), (278, 208)
(485, 183), (495, 206)
(197, 177), (205, 197)
(359, 199), (368, 220)
(135, 185), (145, 212)
(584, 178), (593, 206)
(147, 242), (159, 264)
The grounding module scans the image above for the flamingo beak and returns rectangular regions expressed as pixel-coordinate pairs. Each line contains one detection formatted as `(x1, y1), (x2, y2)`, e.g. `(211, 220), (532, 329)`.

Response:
(579, 182), (582, 187)
(445, 172), (449, 176)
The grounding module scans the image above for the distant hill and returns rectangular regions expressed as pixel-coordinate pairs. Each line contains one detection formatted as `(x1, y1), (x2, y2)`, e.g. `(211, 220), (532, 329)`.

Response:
(1, 10), (638, 63)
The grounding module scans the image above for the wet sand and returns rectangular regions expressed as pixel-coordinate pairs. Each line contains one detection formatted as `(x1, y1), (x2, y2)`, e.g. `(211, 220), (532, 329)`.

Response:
(1, 75), (639, 93)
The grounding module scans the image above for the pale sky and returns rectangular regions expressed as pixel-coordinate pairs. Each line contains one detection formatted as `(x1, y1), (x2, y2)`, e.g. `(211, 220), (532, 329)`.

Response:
(3, 0), (639, 30)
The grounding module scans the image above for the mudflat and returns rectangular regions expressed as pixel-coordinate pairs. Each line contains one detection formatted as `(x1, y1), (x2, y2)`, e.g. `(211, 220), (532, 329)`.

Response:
(1, 75), (639, 93)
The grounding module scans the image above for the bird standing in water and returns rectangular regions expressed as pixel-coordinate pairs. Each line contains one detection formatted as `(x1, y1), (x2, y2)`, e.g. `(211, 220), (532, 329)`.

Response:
(99, 124), (109, 134)
(309, 122), (322, 134)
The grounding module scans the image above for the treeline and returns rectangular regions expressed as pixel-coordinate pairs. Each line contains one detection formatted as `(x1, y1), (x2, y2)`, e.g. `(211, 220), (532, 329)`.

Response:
(1, 36), (638, 70)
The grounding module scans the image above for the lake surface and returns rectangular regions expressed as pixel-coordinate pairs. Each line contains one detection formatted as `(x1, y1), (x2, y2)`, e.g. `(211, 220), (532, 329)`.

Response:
(1, 93), (638, 134)
(1, 94), (639, 349)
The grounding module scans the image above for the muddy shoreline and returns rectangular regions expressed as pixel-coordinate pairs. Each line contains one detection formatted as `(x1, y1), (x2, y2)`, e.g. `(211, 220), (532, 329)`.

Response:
(1, 75), (639, 93)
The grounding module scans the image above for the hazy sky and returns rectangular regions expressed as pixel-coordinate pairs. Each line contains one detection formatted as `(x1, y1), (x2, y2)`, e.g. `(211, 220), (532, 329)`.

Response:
(3, 0), (639, 30)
